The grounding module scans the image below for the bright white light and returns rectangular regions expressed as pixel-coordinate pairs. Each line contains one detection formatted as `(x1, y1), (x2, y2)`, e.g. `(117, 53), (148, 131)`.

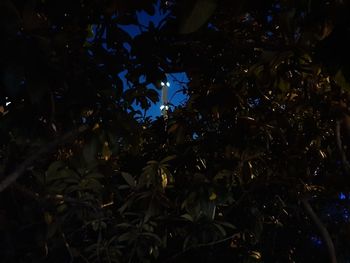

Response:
(166, 82), (170, 87)
(160, 105), (169, 111)
(161, 81), (165, 86)
(5, 101), (11, 106)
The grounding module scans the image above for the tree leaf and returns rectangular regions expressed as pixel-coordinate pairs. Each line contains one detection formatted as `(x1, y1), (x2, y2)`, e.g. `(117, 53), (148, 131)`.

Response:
(118, 232), (135, 242)
(46, 161), (65, 178)
(47, 168), (79, 183)
(179, 0), (217, 34)
(121, 172), (136, 187)
(181, 213), (194, 222)
(160, 155), (176, 164)
(216, 221), (236, 230)
(209, 192), (217, 201)
(161, 169), (168, 189)
(140, 232), (162, 244)
(102, 141), (112, 161)
(335, 69), (350, 92)
(249, 250), (262, 260)
(213, 223), (226, 237)
(86, 172), (104, 180)
(83, 138), (99, 163)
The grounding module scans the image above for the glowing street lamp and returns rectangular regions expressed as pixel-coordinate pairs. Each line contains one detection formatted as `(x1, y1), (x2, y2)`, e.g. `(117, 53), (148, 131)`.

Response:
(160, 81), (170, 118)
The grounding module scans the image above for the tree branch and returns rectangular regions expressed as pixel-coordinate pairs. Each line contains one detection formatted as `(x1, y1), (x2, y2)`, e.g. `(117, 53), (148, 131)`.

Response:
(336, 121), (350, 175)
(301, 197), (337, 263)
(0, 125), (89, 192)
(12, 183), (100, 213)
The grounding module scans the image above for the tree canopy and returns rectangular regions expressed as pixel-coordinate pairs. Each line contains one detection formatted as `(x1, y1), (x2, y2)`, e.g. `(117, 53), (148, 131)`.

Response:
(1, 0), (350, 262)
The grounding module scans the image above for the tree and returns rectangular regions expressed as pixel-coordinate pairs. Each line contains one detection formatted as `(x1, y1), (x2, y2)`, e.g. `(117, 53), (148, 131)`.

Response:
(1, 0), (350, 262)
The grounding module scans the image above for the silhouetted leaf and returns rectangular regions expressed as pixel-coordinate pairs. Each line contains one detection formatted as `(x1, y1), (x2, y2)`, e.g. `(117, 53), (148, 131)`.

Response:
(121, 172), (136, 187)
(335, 69), (350, 92)
(179, 0), (217, 34)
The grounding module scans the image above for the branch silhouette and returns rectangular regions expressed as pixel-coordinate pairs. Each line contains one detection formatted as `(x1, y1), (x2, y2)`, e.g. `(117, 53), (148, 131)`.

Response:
(0, 125), (89, 192)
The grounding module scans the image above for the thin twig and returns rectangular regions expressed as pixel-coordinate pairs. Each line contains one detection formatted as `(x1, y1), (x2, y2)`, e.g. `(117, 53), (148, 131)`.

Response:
(49, 91), (56, 125)
(301, 197), (337, 263)
(0, 125), (89, 192)
(336, 121), (350, 174)
(61, 232), (74, 263)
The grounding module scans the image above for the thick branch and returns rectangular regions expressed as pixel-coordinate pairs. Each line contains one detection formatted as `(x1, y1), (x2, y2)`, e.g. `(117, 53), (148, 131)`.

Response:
(0, 125), (89, 192)
(301, 198), (337, 263)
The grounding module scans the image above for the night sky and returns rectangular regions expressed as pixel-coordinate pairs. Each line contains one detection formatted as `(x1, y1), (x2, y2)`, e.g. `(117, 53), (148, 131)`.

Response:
(93, 1), (190, 119)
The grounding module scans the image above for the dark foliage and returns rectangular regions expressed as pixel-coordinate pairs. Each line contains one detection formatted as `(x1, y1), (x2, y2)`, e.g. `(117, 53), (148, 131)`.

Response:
(1, 0), (350, 262)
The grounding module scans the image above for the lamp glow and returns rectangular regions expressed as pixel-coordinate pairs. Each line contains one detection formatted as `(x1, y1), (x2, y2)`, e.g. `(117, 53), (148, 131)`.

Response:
(160, 105), (169, 111)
